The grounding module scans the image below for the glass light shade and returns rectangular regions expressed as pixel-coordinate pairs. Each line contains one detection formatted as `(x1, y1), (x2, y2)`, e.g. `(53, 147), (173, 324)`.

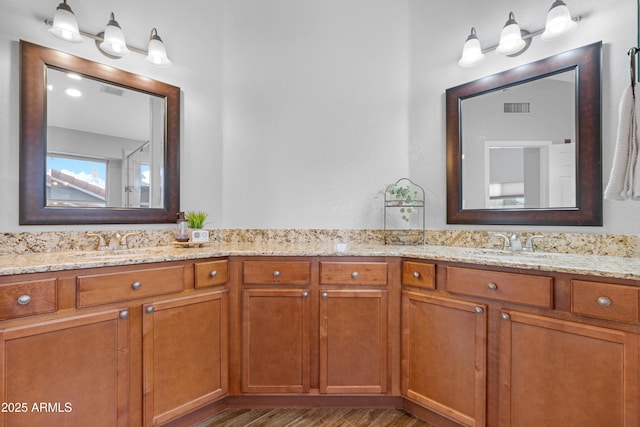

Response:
(458, 28), (485, 67)
(145, 29), (171, 67)
(49, 1), (82, 43)
(99, 13), (130, 57)
(541, 0), (577, 41)
(496, 13), (526, 55)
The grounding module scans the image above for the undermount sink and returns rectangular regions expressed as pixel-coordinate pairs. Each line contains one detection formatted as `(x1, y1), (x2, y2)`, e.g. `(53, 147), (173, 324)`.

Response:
(473, 248), (558, 260)
(73, 250), (153, 259)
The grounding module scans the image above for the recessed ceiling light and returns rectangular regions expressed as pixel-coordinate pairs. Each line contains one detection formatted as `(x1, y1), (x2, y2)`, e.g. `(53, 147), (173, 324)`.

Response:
(65, 88), (82, 97)
(67, 73), (82, 80)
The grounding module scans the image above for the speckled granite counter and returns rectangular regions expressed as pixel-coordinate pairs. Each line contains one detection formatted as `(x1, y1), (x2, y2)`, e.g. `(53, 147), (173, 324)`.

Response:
(1, 243), (638, 281)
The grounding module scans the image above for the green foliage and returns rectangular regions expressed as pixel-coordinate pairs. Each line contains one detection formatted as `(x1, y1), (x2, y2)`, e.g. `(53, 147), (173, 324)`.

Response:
(386, 183), (418, 222)
(185, 211), (208, 229)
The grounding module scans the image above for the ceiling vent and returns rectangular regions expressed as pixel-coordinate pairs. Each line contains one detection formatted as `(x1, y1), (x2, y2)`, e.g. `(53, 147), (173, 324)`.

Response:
(504, 102), (530, 113)
(100, 85), (124, 97)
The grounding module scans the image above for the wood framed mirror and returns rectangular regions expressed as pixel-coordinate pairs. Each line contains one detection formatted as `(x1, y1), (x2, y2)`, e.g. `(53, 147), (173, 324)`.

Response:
(446, 42), (602, 226)
(19, 40), (180, 225)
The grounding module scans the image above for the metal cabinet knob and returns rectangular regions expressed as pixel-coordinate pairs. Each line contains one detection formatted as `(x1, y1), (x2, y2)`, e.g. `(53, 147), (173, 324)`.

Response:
(302, 291), (309, 298)
(273, 270), (281, 278)
(597, 296), (612, 307)
(17, 295), (31, 305)
(321, 292), (328, 300)
(487, 282), (497, 291)
(132, 281), (142, 290)
(501, 312), (510, 321)
(351, 271), (359, 279)
(119, 310), (129, 319)
(413, 272), (420, 279)
(210, 270), (218, 278)
(474, 306), (484, 314)
(145, 306), (155, 314)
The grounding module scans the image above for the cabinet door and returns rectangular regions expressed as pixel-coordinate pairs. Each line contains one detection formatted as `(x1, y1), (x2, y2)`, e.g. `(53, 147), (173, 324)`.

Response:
(242, 288), (310, 393)
(0, 309), (129, 427)
(319, 289), (388, 394)
(142, 290), (228, 427)
(499, 310), (639, 427)
(402, 291), (487, 427)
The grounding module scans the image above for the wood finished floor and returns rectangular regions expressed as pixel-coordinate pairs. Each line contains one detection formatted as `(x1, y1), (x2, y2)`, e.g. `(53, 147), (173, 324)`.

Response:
(193, 408), (436, 427)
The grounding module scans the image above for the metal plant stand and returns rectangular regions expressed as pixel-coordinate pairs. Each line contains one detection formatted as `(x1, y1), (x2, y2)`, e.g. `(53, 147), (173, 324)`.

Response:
(383, 178), (425, 245)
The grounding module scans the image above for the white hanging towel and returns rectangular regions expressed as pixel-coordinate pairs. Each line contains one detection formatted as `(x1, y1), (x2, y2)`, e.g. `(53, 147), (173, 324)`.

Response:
(604, 83), (640, 200)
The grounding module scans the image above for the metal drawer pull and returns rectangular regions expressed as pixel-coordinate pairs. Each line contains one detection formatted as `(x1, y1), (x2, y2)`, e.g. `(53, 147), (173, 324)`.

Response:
(17, 295), (31, 305)
(597, 296), (612, 307)
(302, 291), (309, 298)
(413, 272), (420, 279)
(351, 271), (359, 279)
(474, 306), (484, 314)
(273, 270), (281, 278)
(210, 270), (218, 278)
(132, 281), (142, 290)
(321, 292), (328, 300)
(487, 282), (497, 290)
(145, 306), (155, 314)
(501, 312), (510, 321)
(119, 310), (129, 319)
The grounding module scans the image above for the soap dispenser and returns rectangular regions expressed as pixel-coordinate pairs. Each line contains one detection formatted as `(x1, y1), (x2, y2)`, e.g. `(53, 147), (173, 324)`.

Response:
(175, 211), (189, 242)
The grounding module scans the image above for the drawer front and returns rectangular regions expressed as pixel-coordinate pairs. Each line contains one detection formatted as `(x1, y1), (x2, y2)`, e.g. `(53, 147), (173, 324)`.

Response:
(77, 265), (184, 307)
(195, 260), (229, 288)
(402, 261), (436, 289)
(243, 260), (311, 285)
(320, 262), (388, 286)
(572, 280), (639, 323)
(0, 279), (57, 320)
(446, 266), (553, 308)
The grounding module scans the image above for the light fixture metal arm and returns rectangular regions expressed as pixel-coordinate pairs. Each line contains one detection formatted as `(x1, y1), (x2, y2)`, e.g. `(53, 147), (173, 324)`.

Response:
(480, 15), (581, 55)
(44, 19), (148, 56)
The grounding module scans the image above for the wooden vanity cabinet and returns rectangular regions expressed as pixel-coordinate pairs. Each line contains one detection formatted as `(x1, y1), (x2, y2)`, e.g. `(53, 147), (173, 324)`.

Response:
(319, 261), (390, 394)
(0, 308), (130, 427)
(142, 290), (228, 427)
(401, 290), (486, 427)
(239, 257), (397, 396)
(0, 258), (230, 427)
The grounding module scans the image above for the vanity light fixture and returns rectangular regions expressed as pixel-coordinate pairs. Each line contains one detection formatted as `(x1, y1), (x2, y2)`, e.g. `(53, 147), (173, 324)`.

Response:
(46, 1), (171, 67)
(48, 0), (82, 43)
(458, 0), (580, 67)
(99, 13), (130, 58)
(496, 12), (527, 56)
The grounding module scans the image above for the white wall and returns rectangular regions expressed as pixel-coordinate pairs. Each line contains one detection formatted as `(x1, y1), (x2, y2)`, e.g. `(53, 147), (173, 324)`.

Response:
(0, 0), (638, 235)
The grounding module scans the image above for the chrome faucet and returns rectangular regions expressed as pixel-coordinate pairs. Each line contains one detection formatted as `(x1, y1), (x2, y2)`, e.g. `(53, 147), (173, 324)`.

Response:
(108, 233), (122, 250)
(524, 235), (544, 252)
(119, 233), (138, 250)
(509, 233), (523, 251)
(87, 233), (107, 251)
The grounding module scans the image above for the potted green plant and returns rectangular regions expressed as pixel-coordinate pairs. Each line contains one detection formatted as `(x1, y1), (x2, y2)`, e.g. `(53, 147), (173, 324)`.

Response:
(385, 182), (418, 222)
(185, 211), (209, 243)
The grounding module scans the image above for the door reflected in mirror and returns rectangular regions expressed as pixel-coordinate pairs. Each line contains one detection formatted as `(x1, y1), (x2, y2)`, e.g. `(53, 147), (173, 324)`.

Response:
(46, 67), (165, 209)
(461, 70), (576, 210)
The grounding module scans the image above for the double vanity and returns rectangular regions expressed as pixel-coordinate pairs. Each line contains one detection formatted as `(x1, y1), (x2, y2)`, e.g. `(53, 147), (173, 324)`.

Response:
(0, 243), (638, 427)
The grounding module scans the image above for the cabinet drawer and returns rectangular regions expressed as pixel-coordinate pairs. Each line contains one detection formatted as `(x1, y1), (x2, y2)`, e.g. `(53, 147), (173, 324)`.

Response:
(572, 280), (639, 323)
(320, 262), (388, 286)
(77, 265), (184, 307)
(402, 261), (436, 289)
(446, 266), (553, 308)
(243, 260), (311, 285)
(195, 260), (228, 288)
(0, 279), (57, 320)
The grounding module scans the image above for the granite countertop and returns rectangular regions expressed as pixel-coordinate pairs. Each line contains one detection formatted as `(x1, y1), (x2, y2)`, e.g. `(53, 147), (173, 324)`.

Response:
(0, 243), (638, 281)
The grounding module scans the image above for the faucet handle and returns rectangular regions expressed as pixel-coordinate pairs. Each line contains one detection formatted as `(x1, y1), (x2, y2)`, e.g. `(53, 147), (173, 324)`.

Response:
(87, 233), (107, 251)
(524, 235), (544, 252)
(493, 233), (511, 250)
(120, 233), (138, 250)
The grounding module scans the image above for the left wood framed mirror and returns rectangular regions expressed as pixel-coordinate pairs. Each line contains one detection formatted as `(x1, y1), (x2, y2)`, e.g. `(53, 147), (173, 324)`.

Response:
(19, 41), (180, 225)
